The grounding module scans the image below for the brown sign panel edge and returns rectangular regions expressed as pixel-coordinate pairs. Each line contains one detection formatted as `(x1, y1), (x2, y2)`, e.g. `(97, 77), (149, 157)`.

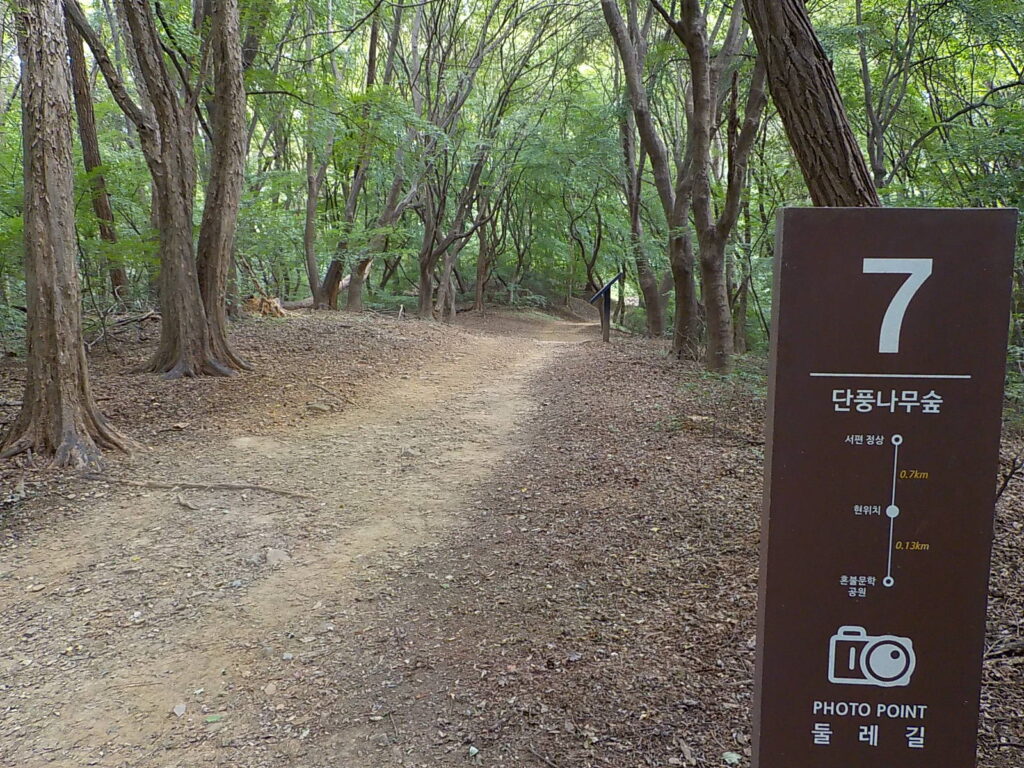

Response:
(752, 207), (1019, 768)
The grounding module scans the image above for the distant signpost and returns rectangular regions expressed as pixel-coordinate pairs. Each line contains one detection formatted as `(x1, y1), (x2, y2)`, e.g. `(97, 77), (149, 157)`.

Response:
(589, 271), (624, 343)
(754, 208), (1018, 767)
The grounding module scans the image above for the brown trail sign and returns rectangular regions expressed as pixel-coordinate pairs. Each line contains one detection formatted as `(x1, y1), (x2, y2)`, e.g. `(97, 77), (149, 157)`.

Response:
(753, 208), (1018, 768)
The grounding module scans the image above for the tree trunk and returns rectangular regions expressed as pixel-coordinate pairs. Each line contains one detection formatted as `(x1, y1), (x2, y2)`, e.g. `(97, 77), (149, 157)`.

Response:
(344, 259), (372, 311)
(299, 2), (332, 308)
(343, 174), (404, 310)
(627, 167), (663, 335)
(434, 240), (469, 316)
(855, 0), (887, 188)
(669, 232), (699, 357)
(226, 253), (239, 318)
(634, 253), (661, 335)
(3, 0), (128, 466)
(418, 262), (434, 319)
(327, 14), (383, 311)
(443, 274), (457, 322)
(66, 0), (239, 378)
(733, 276), (749, 353)
(147, 168), (234, 377)
(620, 112), (663, 336)
(615, 264), (626, 323)
(66, 19), (128, 303)
(321, 261), (351, 308)
(602, 0), (696, 354)
(140, 112), (229, 376)
(745, 0), (880, 206)
(303, 152), (328, 307)
(654, 0), (768, 370)
(322, 169), (370, 309)
(473, 219), (490, 312)
(379, 260), (396, 289)
(196, 0), (249, 370)
(416, 196), (439, 319)
(622, 169), (663, 335)
(699, 235), (733, 372)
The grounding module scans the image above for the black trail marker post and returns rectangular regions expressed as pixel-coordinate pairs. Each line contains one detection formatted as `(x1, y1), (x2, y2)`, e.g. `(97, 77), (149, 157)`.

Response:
(589, 271), (624, 343)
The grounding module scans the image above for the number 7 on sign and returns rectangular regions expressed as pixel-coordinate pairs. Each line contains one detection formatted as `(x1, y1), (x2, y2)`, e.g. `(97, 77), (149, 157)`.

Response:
(863, 259), (933, 354)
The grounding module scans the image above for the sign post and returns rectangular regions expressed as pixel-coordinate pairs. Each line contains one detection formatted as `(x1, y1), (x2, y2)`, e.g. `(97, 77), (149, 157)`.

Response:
(588, 271), (624, 343)
(753, 208), (1018, 767)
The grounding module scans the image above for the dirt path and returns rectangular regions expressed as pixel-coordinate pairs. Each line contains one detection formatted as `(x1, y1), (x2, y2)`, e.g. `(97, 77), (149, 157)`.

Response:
(3, 313), (1023, 768)
(0, 316), (596, 768)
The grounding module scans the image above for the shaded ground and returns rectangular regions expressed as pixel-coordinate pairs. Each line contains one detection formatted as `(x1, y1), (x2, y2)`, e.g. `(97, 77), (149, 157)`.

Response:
(0, 309), (1021, 768)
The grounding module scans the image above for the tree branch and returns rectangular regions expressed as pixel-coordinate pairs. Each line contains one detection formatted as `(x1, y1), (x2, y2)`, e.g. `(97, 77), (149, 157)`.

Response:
(885, 78), (1024, 185)
(62, 0), (153, 135)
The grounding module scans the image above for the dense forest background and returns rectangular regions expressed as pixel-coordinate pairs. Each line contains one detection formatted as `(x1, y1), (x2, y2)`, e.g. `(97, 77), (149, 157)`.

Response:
(0, 0), (1022, 459)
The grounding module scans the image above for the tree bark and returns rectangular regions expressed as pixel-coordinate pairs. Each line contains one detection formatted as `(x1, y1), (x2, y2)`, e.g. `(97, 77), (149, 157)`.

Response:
(733, 275), (749, 353)
(668, 234), (699, 355)
(420, 155), (486, 319)
(417, 262), (434, 319)
(344, 174), (404, 311)
(302, 151), (330, 307)
(128, 0), (232, 377)
(654, 0), (767, 372)
(473, 202), (492, 312)
(379, 253), (400, 289)
(619, 109), (663, 336)
(615, 263), (626, 323)
(342, 260), (371, 311)
(65, 0), (239, 378)
(3, 0), (128, 467)
(434, 237), (471, 317)
(601, 0), (697, 356)
(197, 0), (250, 370)
(66, 19), (128, 303)
(416, 189), (440, 319)
(693, 60), (766, 371)
(322, 261), (351, 308)
(674, 0), (736, 371)
(298, 2), (334, 309)
(326, 13), (382, 311)
(745, 0), (881, 206)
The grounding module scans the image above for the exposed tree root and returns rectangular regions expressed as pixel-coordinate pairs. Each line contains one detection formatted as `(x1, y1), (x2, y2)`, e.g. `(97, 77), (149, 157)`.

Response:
(82, 474), (313, 499)
(1, 401), (131, 469)
(526, 746), (563, 768)
(137, 320), (249, 378)
(136, 352), (238, 379)
(211, 337), (254, 372)
(310, 382), (354, 405)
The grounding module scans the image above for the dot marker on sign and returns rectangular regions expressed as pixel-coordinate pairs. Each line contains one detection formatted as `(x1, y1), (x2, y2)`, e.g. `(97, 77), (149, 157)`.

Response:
(883, 576), (895, 588)
(886, 504), (900, 519)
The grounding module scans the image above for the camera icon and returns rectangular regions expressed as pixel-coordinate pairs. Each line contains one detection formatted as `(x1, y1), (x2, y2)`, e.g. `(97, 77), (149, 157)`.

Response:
(828, 626), (916, 688)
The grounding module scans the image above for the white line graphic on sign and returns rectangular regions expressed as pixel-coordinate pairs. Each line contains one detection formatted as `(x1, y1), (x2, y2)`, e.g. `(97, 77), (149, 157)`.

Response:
(828, 626), (916, 688)
(884, 434), (903, 587)
(809, 372), (971, 380)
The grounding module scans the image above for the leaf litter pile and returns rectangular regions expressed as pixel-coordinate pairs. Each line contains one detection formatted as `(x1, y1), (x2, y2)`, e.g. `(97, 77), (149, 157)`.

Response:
(0, 311), (455, 498)
(323, 335), (1024, 768)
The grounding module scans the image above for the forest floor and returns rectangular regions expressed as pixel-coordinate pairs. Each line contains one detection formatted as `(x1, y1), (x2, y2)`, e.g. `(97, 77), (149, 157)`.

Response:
(0, 309), (1022, 768)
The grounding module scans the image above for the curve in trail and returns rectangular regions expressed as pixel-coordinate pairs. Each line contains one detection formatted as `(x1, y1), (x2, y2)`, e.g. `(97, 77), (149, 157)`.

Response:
(0, 317), (591, 768)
